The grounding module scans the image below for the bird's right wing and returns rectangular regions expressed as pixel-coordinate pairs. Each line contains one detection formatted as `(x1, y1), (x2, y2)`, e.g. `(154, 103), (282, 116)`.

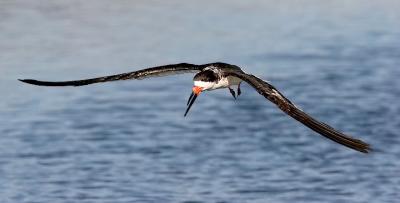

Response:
(227, 71), (371, 153)
(19, 63), (204, 86)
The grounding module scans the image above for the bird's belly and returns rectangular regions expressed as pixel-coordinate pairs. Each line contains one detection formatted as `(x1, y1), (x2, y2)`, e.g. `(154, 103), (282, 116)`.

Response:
(195, 77), (242, 91)
(211, 76), (241, 90)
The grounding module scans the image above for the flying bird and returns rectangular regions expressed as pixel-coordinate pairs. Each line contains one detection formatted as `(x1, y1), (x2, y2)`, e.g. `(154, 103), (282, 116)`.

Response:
(19, 62), (371, 153)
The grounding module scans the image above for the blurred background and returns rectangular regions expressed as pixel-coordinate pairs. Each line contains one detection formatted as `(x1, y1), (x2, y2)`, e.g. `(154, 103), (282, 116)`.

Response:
(1, 0), (400, 202)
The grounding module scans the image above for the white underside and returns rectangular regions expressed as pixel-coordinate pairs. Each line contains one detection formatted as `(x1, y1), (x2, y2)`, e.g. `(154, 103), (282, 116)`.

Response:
(194, 76), (242, 91)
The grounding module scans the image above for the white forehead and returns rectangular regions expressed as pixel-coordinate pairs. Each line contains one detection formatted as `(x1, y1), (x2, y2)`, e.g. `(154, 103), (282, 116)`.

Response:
(194, 81), (215, 90)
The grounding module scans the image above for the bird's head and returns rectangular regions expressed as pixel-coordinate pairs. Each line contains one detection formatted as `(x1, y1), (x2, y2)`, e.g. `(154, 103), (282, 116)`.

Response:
(184, 71), (218, 117)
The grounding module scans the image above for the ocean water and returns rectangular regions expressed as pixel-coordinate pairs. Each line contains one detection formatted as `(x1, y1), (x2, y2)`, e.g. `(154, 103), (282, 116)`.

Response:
(1, 1), (400, 202)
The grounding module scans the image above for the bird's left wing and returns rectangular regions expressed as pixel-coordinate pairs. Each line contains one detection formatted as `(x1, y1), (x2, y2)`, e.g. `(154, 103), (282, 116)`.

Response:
(226, 70), (371, 153)
(19, 63), (203, 86)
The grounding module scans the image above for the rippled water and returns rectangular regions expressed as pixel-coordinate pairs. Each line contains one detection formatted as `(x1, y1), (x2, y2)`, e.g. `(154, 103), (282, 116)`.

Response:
(1, 1), (400, 202)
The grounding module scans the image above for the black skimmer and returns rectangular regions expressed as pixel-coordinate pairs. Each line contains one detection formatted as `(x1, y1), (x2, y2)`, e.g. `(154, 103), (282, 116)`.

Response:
(19, 62), (371, 153)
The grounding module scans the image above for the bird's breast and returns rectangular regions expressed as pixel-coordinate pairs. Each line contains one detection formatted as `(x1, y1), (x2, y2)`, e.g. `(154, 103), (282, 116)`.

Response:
(194, 76), (241, 91)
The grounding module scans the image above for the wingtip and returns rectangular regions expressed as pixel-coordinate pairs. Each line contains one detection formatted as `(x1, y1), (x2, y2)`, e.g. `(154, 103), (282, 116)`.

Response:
(353, 141), (372, 154)
(363, 145), (373, 154)
(19, 79), (29, 83)
(18, 79), (36, 85)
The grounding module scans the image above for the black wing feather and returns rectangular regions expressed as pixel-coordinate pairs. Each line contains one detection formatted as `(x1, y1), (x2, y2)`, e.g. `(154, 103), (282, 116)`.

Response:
(19, 63), (203, 86)
(228, 71), (371, 153)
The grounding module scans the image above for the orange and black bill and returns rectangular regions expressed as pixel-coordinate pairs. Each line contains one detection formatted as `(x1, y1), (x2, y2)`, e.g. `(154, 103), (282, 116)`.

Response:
(184, 86), (203, 117)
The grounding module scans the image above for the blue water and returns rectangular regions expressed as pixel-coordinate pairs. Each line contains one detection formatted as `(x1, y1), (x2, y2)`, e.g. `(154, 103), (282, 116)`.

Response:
(1, 1), (400, 202)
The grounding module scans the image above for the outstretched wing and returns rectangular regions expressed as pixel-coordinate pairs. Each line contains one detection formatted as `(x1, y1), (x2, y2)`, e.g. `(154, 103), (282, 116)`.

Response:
(227, 71), (371, 153)
(19, 63), (203, 86)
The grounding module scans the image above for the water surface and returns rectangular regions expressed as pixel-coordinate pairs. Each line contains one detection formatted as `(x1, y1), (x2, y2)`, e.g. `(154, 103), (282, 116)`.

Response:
(1, 1), (400, 202)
